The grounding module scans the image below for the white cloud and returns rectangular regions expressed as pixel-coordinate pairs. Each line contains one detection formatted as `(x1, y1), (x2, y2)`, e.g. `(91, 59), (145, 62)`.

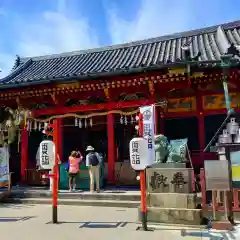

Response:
(106, 0), (196, 44)
(106, 0), (234, 45)
(0, 0), (99, 77)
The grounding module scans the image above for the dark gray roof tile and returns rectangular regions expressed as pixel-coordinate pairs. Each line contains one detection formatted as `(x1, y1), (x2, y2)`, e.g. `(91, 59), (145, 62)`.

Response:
(1, 20), (240, 88)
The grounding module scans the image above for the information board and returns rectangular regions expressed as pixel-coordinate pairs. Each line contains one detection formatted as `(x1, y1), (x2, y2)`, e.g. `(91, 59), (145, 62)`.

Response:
(204, 160), (230, 191)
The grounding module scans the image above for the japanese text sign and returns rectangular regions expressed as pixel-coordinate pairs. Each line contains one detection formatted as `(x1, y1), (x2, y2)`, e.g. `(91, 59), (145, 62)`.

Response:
(129, 137), (149, 170)
(39, 140), (55, 169)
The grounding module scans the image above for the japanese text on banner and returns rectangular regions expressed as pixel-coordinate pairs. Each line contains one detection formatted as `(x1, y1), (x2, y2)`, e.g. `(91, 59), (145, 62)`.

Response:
(41, 143), (50, 165)
(131, 140), (140, 165)
(140, 105), (155, 164)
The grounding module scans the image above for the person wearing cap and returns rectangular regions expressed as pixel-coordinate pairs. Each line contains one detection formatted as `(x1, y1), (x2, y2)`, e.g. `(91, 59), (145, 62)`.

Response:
(85, 146), (101, 193)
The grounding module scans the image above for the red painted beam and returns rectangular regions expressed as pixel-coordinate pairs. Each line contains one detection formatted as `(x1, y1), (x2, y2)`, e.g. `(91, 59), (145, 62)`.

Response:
(33, 99), (154, 117)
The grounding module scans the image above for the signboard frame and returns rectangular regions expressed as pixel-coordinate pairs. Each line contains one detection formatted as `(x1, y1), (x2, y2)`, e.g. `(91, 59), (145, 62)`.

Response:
(204, 160), (230, 191)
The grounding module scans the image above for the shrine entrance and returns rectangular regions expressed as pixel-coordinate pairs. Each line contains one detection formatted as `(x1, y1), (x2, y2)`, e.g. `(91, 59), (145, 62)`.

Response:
(115, 117), (139, 187)
(62, 117), (107, 162)
(204, 114), (226, 147)
(164, 116), (199, 151)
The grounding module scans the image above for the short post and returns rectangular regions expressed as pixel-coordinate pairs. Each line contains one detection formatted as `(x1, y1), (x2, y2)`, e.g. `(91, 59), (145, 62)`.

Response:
(51, 120), (59, 224)
(49, 170), (53, 191)
(139, 170), (147, 231)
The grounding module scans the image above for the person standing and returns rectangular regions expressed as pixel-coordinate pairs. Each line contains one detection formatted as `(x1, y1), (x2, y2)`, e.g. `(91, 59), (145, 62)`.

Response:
(68, 151), (82, 192)
(85, 146), (101, 193)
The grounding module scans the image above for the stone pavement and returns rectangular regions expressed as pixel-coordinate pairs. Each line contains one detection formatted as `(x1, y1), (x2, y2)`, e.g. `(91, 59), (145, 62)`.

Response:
(0, 203), (232, 239)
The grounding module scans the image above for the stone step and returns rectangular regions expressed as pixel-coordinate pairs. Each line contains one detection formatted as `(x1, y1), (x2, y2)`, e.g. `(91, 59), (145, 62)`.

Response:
(138, 207), (202, 225)
(9, 190), (140, 202)
(4, 197), (140, 208)
(147, 193), (198, 209)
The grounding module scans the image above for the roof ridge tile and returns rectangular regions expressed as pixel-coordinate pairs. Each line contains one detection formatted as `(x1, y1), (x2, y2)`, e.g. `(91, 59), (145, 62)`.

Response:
(19, 20), (240, 62)
(1, 20), (239, 88)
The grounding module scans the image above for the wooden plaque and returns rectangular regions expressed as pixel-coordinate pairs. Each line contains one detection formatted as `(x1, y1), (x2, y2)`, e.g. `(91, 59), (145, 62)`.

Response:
(204, 160), (230, 191)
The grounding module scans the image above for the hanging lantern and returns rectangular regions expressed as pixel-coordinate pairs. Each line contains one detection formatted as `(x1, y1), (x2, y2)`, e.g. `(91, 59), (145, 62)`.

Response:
(227, 118), (239, 135)
(124, 116), (128, 125)
(85, 118), (88, 128)
(44, 122), (48, 130)
(90, 118), (93, 127)
(120, 115), (123, 124)
(29, 121), (32, 132)
(19, 113), (24, 125)
(131, 115), (134, 124)
(78, 119), (82, 128)
(75, 118), (78, 127)
(26, 121), (30, 131)
(38, 122), (42, 131)
(34, 121), (38, 131)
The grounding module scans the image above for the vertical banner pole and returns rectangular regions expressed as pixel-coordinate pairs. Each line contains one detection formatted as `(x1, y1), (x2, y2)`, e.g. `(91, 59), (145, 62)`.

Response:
(140, 170), (147, 231)
(52, 119), (59, 224)
(138, 112), (148, 231)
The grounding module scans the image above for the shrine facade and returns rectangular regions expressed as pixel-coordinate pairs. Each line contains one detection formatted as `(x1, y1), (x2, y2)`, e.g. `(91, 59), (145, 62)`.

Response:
(1, 20), (240, 185)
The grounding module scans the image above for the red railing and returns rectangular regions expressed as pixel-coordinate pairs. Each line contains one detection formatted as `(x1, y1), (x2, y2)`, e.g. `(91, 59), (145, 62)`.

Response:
(200, 168), (240, 212)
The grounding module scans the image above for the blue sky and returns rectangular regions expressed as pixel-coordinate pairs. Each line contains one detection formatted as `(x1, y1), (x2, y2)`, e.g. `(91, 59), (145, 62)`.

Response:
(0, 0), (239, 77)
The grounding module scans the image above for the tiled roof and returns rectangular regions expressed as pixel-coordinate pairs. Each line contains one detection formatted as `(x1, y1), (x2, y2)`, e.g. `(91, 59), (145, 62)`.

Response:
(1, 20), (240, 88)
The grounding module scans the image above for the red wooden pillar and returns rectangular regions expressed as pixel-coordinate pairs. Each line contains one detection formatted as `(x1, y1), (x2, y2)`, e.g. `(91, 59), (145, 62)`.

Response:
(159, 114), (165, 135)
(196, 91), (205, 164)
(107, 113), (115, 184)
(154, 106), (158, 134)
(56, 119), (63, 161)
(20, 128), (28, 183)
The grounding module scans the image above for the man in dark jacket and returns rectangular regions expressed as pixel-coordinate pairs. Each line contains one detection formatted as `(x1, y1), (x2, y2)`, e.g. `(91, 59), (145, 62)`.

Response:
(86, 146), (101, 193)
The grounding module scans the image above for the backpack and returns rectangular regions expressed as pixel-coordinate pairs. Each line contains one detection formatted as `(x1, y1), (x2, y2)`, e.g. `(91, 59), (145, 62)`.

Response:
(88, 152), (99, 166)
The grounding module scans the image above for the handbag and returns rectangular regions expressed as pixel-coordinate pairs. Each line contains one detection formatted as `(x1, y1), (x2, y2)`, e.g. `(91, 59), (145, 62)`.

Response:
(65, 162), (70, 172)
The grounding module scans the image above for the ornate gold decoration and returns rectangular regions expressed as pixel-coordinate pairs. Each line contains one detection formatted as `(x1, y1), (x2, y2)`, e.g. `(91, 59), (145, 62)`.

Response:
(148, 80), (154, 96)
(103, 88), (110, 99)
(50, 93), (57, 104)
(168, 68), (185, 75)
(0, 107), (31, 146)
(192, 72), (204, 78)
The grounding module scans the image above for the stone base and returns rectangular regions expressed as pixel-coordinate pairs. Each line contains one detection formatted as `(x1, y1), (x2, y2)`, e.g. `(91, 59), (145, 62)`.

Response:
(148, 193), (197, 209)
(146, 168), (193, 193)
(150, 163), (186, 168)
(138, 207), (202, 225)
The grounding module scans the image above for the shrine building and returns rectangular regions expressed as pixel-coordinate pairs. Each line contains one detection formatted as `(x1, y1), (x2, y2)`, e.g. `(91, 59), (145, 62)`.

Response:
(1, 20), (240, 186)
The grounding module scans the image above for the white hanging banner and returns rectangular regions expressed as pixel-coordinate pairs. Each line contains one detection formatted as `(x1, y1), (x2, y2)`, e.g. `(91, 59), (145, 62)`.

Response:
(140, 104), (156, 165)
(39, 140), (55, 170)
(0, 146), (10, 185)
(130, 137), (149, 170)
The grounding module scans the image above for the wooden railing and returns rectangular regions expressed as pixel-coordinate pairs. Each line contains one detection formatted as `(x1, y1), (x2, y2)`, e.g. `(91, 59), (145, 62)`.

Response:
(25, 169), (49, 186)
(200, 168), (240, 212)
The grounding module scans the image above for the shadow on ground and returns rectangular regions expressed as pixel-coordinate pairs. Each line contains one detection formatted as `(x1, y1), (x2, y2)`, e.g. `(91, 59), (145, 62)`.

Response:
(46, 221), (131, 229)
(0, 203), (35, 209)
(0, 216), (36, 222)
(181, 229), (236, 239)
